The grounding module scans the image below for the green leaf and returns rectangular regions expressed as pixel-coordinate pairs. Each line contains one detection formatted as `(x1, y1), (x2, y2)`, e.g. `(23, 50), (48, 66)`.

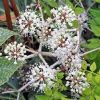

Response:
(75, 7), (84, 15)
(80, 97), (87, 100)
(36, 95), (51, 100)
(85, 39), (100, 49)
(94, 87), (100, 96)
(44, 0), (58, 8)
(73, 20), (79, 28)
(61, 97), (68, 100)
(90, 62), (96, 72)
(95, 75), (100, 84)
(64, 0), (73, 8)
(90, 24), (100, 36)
(44, 87), (52, 96)
(89, 96), (95, 100)
(83, 88), (91, 96)
(95, 95), (100, 100)
(91, 54), (100, 68)
(89, 17), (100, 26)
(87, 73), (93, 82)
(40, 1), (51, 17)
(82, 60), (87, 70)
(57, 72), (64, 79)
(53, 91), (66, 99)
(90, 9), (100, 18)
(87, 51), (99, 60)
(0, 28), (18, 46)
(0, 57), (25, 86)
(95, 0), (100, 3)
(43, 6), (51, 16)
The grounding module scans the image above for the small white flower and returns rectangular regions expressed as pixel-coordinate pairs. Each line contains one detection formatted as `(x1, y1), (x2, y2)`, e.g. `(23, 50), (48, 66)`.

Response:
(16, 10), (42, 36)
(4, 41), (26, 64)
(0, 52), (2, 56)
(66, 69), (89, 95)
(25, 63), (56, 92)
(51, 5), (76, 26)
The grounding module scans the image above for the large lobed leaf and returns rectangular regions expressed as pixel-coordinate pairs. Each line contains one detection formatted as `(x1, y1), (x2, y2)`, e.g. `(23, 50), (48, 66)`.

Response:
(0, 57), (25, 86)
(0, 28), (18, 46)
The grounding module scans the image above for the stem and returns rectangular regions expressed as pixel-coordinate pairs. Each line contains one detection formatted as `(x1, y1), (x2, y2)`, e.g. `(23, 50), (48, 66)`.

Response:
(2, 90), (17, 94)
(10, 0), (19, 17)
(38, 1), (44, 23)
(18, 80), (33, 92)
(66, 28), (77, 32)
(41, 51), (57, 57)
(75, 30), (80, 52)
(26, 48), (57, 57)
(80, 47), (100, 56)
(25, 48), (38, 54)
(3, 0), (13, 30)
(86, 2), (95, 12)
(25, 54), (36, 59)
(17, 92), (20, 100)
(38, 54), (49, 67)
(74, 0), (81, 7)
(2, 80), (34, 95)
(50, 60), (61, 68)
(79, 0), (85, 9)
(38, 42), (42, 52)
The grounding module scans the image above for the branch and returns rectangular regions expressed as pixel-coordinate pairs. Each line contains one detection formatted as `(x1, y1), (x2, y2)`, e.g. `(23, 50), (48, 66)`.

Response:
(2, 90), (17, 94)
(2, 80), (34, 96)
(74, 0), (81, 7)
(86, 2), (95, 13)
(25, 54), (36, 59)
(66, 28), (77, 32)
(26, 48), (57, 57)
(3, 0), (13, 30)
(80, 47), (100, 56)
(18, 80), (33, 92)
(10, 0), (19, 17)
(25, 48), (38, 54)
(38, 0), (44, 23)
(17, 92), (20, 100)
(50, 60), (61, 68)
(39, 54), (49, 67)
(79, 0), (85, 9)
(75, 30), (80, 52)
(38, 42), (42, 52)
(40, 51), (57, 57)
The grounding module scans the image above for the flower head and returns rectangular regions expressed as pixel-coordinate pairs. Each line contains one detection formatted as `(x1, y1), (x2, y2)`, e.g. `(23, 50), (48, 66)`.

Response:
(16, 10), (42, 36)
(23, 63), (56, 92)
(51, 6), (76, 26)
(66, 69), (89, 96)
(4, 41), (26, 64)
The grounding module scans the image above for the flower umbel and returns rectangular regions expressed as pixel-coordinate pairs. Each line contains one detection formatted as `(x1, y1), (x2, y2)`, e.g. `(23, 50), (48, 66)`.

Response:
(4, 41), (26, 64)
(23, 63), (56, 92)
(14, 4), (89, 97)
(51, 5), (76, 26)
(66, 70), (89, 96)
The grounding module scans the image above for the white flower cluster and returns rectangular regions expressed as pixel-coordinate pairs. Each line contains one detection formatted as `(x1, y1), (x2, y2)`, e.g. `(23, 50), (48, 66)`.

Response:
(16, 9), (42, 36)
(25, 63), (56, 92)
(51, 6), (76, 26)
(4, 41), (26, 64)
(66, 69), (89, 95)
(16, 4), (89, 96)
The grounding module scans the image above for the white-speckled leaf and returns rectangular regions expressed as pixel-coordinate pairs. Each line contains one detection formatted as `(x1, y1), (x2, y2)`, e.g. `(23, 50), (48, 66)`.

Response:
(0, 57), (25, 86)
(0, 28), (18, 46)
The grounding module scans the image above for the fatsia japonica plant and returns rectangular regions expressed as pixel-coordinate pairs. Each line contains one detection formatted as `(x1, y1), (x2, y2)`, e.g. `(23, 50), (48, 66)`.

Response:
(0, 0), (100, 100)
